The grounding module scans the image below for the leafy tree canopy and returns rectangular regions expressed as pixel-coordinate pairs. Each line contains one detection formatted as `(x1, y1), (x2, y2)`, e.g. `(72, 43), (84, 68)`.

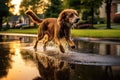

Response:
(0, 0), (12, 30)
(20, 0), (48, 15)
(44, 0), (63, 18)
(0, 0), (10, 17)
(63, 0), (103, 13)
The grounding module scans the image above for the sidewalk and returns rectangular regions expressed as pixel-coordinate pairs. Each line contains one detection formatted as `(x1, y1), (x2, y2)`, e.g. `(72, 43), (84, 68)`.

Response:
(98, 24), (120, 29)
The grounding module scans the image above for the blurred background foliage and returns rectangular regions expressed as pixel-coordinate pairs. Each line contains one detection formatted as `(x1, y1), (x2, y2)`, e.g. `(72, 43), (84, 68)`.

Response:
(0, 0), (115, 30)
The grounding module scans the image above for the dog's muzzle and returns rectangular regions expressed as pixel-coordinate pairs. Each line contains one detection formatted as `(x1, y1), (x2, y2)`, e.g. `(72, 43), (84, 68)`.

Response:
(74, 18), (80, 23)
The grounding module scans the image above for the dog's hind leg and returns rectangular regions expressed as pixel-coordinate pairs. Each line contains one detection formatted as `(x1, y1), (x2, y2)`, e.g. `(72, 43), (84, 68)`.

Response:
(43, 34), (49, 51)
(34, 33), (44, 51)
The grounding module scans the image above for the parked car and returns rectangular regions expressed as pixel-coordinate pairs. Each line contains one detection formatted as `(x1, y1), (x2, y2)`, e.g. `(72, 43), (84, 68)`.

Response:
(15, 23), (29, 29)
(2, 22), (12, 28)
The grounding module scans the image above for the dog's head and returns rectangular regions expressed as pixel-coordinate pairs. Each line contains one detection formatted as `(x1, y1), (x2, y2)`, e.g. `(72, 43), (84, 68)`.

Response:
(58, 9), (80, 25)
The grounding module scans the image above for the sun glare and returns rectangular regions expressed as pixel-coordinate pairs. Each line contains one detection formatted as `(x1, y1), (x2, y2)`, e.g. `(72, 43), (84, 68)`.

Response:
(10, 0), (49, 15)
(11, 0), (22, 15)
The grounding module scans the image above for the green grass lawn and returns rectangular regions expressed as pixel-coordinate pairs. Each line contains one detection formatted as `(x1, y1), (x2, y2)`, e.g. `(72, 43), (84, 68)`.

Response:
(71, 29), (120, 38)
(1, 29), (38, 34)
(94, 24), (106, 28)
(0, 28), (120, 38)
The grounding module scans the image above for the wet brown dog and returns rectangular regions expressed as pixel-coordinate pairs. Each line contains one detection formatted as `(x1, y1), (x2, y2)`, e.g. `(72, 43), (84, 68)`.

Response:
(25, 9), (80, 53)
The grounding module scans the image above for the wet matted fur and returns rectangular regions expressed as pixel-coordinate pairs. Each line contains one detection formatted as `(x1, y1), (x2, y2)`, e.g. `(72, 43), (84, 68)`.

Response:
(25, 9), (80, 53)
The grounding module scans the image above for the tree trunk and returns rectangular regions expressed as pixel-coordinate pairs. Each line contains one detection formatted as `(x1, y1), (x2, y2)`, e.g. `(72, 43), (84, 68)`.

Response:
(91, 0), (94, 29)
(0, 16), (3, 31)
(106, 0), (112, 29)
(91, 6), (94, 28)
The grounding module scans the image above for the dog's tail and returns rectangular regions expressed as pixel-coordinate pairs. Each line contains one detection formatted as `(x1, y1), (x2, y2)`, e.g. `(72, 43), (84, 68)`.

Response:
(25, 10), (42, 24)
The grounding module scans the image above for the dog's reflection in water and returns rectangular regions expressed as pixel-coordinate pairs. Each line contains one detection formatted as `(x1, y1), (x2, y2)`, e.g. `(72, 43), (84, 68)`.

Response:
(33, 53), (70, 80)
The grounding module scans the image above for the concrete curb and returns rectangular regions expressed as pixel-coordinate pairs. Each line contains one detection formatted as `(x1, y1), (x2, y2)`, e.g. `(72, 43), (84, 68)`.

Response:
(73, 37), (120, 42)
(0, 33), (37, 37)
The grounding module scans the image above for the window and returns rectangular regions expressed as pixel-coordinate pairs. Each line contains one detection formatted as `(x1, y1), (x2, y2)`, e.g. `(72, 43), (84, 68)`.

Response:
(116, 3), (120, 13)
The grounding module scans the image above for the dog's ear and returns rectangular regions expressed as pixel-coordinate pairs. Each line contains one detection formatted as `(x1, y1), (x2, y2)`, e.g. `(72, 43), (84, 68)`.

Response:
(58, 11), (67, 24)
(61, 12), (66, 19)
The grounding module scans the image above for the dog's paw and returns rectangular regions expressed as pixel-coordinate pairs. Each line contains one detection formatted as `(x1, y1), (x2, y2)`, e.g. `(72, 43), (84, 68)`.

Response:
(33, 47), (37, 52)
(59, 45), (65, 53)
(43, 46), (46, 51)
(61, 49), (65, 53)
(71, 45), (75, 49)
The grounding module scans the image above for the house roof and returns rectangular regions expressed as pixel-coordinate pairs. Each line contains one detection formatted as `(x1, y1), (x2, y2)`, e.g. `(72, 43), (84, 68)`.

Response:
(11, 15), (19, 22)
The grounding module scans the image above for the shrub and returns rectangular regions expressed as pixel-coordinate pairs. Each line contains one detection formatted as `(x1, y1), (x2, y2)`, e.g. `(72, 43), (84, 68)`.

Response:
(98, 18), (107, 24)
(74, 23), (92, 29)
(88, 17), (106, 24)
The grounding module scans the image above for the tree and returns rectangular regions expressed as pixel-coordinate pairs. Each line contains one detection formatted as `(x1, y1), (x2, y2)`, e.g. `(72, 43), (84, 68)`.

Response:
(63, 0), (81, 12)
(20, 0), (63, 18)
(0, 0), (11, 31)
(63, 0), (103, 13)
(20, 0), (48, 15)
(44, 0), (63, 18)
(105, 0), (112, 29)
(63, 0), (70, 8)
(20, 0), (48, 27)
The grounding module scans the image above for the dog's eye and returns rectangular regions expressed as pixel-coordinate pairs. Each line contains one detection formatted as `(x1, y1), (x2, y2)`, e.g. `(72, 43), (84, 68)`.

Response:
(69, 13), (74, 17)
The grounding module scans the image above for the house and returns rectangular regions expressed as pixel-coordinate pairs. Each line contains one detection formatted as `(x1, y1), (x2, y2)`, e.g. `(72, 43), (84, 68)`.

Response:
(99, 2), (106, 18)
(111, 0), (120, 22)
(99, 0), (120, 22)
(99, 0), (120, 23)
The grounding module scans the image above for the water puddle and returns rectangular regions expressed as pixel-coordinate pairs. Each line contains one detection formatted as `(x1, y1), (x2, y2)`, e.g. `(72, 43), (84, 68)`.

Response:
(0, 35), (120, 80)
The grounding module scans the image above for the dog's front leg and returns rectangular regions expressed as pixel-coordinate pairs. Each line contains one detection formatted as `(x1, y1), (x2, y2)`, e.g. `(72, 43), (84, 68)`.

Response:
(54, 26), (65, 53)
(65, 30), (75, 49)
(67, 39), (75, 49)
